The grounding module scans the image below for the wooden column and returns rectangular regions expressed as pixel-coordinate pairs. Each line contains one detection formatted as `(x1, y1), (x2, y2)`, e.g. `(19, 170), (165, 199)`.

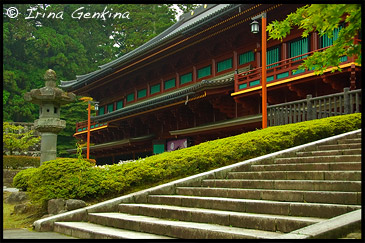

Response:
(261, 14), (267, 129)
(176, 73), (180, 88)
(87, 101), (91, 159)
(233, 51), (238, 71)
(311, 32), (319, 51)
(193, 66), (197, 83)
(212, 59), (216, 77)
(281, 43), (287, 60)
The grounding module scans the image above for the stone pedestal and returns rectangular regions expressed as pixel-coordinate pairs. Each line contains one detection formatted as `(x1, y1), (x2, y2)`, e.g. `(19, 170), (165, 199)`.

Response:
(40, 133), (58, 163)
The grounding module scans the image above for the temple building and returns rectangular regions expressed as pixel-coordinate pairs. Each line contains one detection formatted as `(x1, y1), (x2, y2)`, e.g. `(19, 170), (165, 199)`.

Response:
(60, 4), (361, 164)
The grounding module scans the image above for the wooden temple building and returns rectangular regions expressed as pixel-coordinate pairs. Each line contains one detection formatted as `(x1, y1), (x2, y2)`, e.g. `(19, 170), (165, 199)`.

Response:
(60, 4), (361, 164)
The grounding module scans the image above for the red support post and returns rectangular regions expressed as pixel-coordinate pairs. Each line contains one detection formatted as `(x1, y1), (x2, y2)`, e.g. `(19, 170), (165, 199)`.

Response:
(261, 15), (267, 129)
(87, 101), (91, 159)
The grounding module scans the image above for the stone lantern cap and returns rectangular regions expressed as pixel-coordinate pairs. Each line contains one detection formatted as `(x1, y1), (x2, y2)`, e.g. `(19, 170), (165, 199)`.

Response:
(24, 69), (76, 105)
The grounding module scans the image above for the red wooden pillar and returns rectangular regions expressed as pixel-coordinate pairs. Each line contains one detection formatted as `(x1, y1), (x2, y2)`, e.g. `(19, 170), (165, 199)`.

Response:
(212, 59), (216, 77)
(87, 101), (91, 159)
(311, 32), (319, 51)
(193, 66), (197, 83)
(261, 15), (267, 129)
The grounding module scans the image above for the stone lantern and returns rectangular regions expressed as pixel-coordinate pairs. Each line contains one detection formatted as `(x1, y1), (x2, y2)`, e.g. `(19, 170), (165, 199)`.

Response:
(24, 69), (76, 164)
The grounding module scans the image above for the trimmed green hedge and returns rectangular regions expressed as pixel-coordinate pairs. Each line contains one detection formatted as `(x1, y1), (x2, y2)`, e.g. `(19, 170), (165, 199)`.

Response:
(12, 167), (38, 191)
(14, 114), (361, 208)
(3, 156), (40, 169)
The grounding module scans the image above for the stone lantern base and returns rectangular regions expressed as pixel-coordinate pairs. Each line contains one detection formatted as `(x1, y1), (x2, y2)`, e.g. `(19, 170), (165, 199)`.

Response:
(40, 132), (58, 163)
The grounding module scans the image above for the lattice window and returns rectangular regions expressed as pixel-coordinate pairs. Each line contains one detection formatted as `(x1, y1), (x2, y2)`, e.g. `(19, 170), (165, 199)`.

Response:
(197, 65), (211, 79)
(137, 89), (147, 99)
(150, 83), (161, 95)
(127, 93), (135, 102)
(217, 58), (233, 72)
(180, 72), (193, 85)
(164, 78), (176, 90)
(239, 51), (254, 65)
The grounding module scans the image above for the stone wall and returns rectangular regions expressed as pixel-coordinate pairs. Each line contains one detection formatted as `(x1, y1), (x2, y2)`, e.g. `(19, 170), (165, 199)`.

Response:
(3, 169), (21, 187)
(3, 122), (41, 156)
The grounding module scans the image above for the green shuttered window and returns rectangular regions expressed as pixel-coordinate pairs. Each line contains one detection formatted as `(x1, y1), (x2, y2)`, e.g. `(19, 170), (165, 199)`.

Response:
(217, 58), (232, 72)
(197, 66), (211, 79)
(164, 78), (175, 90)
(127, 93), (135, 102)
(150, 83), (161, 95)
(290, 37), (309, 61)
(320, 26), (342, 48)
(116, 100), (123, 110)
(320, 26), (348, 62)
(137, 89), (147, 99)
(107, 103), (113, 113)
(267, 46), (280, 68)
(180, 72), (193, 85)
(239, 51), (254, 65)
(98, 106), (104, 115)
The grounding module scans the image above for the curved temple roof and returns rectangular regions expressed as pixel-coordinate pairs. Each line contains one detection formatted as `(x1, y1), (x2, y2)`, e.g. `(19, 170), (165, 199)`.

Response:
(60, 4), (242, 91)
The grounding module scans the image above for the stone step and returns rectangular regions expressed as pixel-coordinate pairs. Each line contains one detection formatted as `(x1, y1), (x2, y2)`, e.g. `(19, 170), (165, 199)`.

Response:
(296, 149), (361, 157)
(227, 171), (361, 181)
(248, 162), (361, 172)
(318, 143), (361, 150)
(175, 187), (361, 205)
(201, 179), (361, 192)
(337, 138), (362, 144)
(273, 155), (361, 164)
(118, 203), (325, 233)
(87, 212), (283, 239)
(147, 195), (360, 218)
(54, 221), (175, 239)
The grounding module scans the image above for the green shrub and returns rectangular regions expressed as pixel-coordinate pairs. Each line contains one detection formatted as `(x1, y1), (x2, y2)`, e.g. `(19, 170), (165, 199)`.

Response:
(13, 167), (38, 191)
(19, 114), (361, 207)
(3, 156), (40, 169)
(26, 158), (99, 207)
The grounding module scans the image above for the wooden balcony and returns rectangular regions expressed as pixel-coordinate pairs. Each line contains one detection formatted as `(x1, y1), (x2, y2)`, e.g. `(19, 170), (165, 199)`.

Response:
(233, 47), (352, 95)
(75, 120), (108, 134)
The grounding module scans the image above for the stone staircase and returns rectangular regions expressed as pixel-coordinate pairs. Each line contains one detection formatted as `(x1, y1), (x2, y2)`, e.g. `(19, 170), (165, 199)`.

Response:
(40, 130), (361, 239)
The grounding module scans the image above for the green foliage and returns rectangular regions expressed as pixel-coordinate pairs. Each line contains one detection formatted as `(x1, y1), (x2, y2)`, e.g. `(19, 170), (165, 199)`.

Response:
(57, 98), (88, 157)
(15, 114), (361, 208)
(267, 4), (361, 74)
(76, 142), (84, 161)
(3, 4), (194, 156)
(3, 122), (41, 155)
(13, 167), (39, 191)
(3, 156), (40, 169)
(110, 4), (176, 56)
(25, 158), (99, 208)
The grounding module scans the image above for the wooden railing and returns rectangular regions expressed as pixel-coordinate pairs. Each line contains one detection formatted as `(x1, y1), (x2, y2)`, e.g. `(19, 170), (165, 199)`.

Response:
(234, 47), (352, 92)
(75, 120), (108, 133)
(267, 88), (361, 127)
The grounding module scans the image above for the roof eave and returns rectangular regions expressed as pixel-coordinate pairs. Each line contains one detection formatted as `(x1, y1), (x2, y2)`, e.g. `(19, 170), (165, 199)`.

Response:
(59, 4), (242, 92)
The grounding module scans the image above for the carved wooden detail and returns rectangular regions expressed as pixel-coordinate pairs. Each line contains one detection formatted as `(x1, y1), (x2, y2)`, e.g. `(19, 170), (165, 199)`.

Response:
(209, 96), (236, 118)
(288, 84), (307, 98)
